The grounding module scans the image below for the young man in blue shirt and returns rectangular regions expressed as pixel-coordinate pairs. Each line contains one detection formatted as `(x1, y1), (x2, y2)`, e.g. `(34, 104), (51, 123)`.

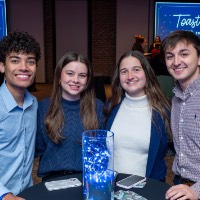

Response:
(0, 31), (41, 200)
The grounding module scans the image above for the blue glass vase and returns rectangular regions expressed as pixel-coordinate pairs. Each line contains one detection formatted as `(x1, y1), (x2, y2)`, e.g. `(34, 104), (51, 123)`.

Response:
(82, 130), (114, 200)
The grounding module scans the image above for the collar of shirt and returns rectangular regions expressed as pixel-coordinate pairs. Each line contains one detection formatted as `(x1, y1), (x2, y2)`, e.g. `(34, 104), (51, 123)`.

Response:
(173, 76), (200, 101)
(0, 81), (35, 112)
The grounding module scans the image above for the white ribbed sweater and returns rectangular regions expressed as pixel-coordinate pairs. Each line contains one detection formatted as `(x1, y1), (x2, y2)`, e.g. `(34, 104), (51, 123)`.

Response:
(111, 93), (151, 176)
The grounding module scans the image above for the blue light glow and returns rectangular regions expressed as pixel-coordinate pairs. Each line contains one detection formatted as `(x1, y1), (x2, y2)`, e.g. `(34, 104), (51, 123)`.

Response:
(82, 130), (114, 200)
(83, 138), (111, 180)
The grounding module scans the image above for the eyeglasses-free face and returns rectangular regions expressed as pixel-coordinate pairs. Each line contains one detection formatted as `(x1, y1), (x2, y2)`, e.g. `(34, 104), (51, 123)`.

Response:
(0, 52), (37, 95)
(119, 56), (146, 97)
(60, 61), (88, 101)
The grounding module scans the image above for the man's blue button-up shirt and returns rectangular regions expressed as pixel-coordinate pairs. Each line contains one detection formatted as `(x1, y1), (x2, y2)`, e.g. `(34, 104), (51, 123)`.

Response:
(0, 82), (38, 195)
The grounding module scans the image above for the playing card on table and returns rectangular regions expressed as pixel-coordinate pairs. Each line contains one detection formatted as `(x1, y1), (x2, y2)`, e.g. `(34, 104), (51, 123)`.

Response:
(114, 190), (147, 200)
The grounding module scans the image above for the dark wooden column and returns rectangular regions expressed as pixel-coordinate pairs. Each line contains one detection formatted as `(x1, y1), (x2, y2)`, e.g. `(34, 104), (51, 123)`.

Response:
(88, 0), (116, 77)
(43, 0), (56, 83)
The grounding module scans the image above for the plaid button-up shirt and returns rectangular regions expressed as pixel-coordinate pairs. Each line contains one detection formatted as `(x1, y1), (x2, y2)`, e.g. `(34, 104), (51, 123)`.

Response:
(171, 76), (200, 197)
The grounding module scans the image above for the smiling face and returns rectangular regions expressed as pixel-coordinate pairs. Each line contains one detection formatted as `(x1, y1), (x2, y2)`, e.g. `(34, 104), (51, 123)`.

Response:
(0, 52), (36, 95)
(165, 41), (200, 90)
(119, 56), (146, 97)
(60, 61), (88, 101)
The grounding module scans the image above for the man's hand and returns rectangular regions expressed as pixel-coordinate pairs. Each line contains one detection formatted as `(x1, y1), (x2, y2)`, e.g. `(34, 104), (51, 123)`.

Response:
(3, 193), (25, 200)
(165, 184), (198, 200)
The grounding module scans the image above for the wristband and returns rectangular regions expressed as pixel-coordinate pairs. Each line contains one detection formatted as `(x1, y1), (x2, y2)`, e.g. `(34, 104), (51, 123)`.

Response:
(0, 193), (9, 200)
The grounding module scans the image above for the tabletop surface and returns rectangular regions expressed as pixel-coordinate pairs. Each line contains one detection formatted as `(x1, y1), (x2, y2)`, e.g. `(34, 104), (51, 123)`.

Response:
(18, 173), (171, 200)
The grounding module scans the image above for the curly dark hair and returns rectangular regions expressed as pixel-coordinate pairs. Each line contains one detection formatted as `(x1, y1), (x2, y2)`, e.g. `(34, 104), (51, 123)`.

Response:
(0, 31), (41, 63)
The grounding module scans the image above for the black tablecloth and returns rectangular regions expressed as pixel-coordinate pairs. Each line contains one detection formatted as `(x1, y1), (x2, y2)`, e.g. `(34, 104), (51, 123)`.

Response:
(18, 173), (171, 200)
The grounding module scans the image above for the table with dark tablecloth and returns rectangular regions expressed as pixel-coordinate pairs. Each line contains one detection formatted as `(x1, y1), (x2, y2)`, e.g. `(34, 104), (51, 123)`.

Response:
(18, 173), (171, 200)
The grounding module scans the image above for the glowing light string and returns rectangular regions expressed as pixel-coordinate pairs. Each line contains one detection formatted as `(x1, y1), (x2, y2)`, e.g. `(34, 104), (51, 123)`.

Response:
(83, 137), (111, 182)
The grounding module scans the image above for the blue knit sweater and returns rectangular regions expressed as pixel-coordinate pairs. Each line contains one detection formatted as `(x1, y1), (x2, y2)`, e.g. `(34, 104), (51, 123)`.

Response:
(36, 97), (104, 177)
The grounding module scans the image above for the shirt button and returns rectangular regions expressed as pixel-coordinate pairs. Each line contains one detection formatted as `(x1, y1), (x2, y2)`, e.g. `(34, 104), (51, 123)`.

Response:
(182, 102), (185, 105)
(180, 119), (183, 122)
(181, 153), (184, 156)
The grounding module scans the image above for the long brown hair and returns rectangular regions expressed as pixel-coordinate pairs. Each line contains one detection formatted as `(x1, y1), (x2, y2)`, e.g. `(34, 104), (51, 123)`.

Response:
(45, 52), (99, 144)
(108, 50), (172, 140)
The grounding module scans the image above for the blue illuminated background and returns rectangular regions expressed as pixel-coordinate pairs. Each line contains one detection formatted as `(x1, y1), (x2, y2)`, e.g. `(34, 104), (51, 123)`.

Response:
(0, 0), (7, 40)
(155, 2), (200, 41)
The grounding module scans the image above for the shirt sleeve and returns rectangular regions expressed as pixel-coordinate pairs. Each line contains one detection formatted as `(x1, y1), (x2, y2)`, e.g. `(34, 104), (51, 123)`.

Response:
(191, 181), (200, 199)
(0, 182), (10, 197)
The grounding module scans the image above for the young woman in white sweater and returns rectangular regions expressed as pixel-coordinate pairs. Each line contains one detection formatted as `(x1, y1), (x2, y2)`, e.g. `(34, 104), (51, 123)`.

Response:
(106, 50), (171, 181)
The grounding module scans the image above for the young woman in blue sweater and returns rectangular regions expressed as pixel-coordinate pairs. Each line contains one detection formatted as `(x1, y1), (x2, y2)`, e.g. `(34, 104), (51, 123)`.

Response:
(105, 50), (172, 181)
(36, 52), (105, 181)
